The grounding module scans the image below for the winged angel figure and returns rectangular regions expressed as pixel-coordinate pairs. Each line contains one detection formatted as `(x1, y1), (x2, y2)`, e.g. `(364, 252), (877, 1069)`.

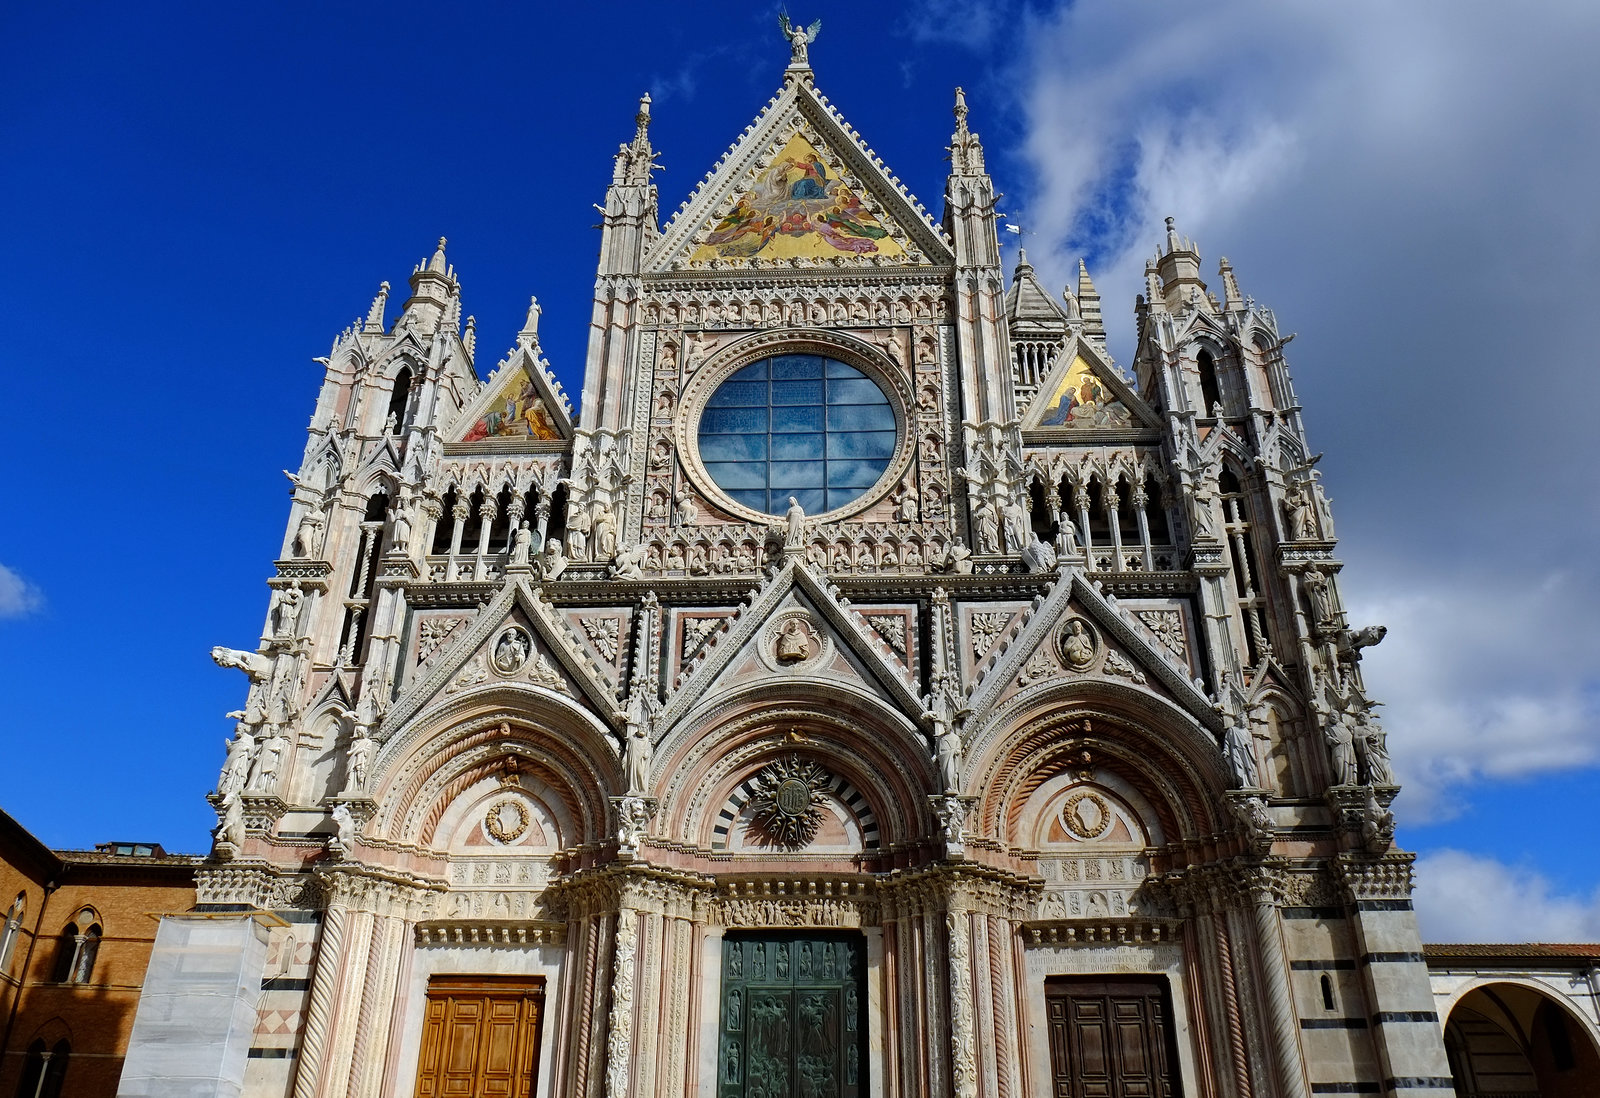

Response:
(778, 11), (822, 66)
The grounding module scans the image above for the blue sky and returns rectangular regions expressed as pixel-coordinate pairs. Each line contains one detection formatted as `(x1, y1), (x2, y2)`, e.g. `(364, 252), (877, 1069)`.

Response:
(3, 1), (1597, 940)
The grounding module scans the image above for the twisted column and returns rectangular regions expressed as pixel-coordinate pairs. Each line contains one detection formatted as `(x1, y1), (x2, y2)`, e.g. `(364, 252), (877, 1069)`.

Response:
(1247, 876), (1309, 1098)
(291, 903), (345, 1098)
(946, 910), (979, 1098)
(1214, 913), (1253, 1098)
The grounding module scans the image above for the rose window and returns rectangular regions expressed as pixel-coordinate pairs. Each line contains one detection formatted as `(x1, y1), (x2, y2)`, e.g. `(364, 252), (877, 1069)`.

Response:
(696, 354), (896, 516)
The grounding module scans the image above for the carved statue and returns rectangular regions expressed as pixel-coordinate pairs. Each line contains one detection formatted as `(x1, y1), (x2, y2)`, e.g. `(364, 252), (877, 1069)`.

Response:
(541, 539), (568, 581)
(610, 541), (646, 580)
(1187, 488), (1217, 540)
(1223, 717), (1260, 789)
(1061, 619), (1096, 671)
(211, 646), (273, 684)
(249, 729), (287, 791)
(1302, 569), (1335, 626)
(970, 496), (1001, 555)
(941, 540), (973, 575)
(346, 724), (374, 792)
(218, 721), (256, 797)
(331, 803), (356, 849)
(895, 490), (919, 524)
(593, 503), (618, 559)
(623, 696), (653, 795)
(493, 629), (530, 674)
(215, 792), (245, 850)
(566, 504), (591, 560)
(675, 495), (698, 525)
(775, 620), (812, 663)
(293, 510), (324, 558)
(1323, 711), (1358, 787)
(1001, 498), (1031, 554)
(784, 497), (806, 548)
(1286, 481), (1318, 540)
(273, 581), (303, 639)
(778, 12), (822, 65)
(1056, 517), (1081, 556)
(933, 721), (963, 793)
(1020, 537), (1058, 574)
(510, 521), (533, 566)
(1337, 624), (1387, 662)
(390, 496), (412, 553)
(1353, 707), (1395, 784)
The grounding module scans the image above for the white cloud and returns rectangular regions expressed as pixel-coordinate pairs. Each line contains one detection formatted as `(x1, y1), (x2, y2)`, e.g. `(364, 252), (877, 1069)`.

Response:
(1344, 565), (1600, 821)
(1414, 850), (1600, 943)
(1003, 1), (1600, 821)
(0, 563), (43, 619)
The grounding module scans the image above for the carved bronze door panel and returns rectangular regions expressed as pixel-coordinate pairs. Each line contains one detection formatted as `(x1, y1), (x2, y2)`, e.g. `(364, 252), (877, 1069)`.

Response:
(1045, 978), (1182, 1098)
(719, 932), (867, 1098)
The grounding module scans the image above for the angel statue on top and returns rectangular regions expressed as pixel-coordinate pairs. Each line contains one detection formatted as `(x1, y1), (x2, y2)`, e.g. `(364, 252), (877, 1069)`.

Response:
(778, 11), (822, 66)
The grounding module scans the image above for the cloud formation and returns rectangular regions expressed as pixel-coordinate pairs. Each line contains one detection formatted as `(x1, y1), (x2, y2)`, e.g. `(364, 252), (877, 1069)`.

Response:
(1001, 1), (1600, 816)
(0, 564), (43, 619)
(1414, 850), (1600, 942)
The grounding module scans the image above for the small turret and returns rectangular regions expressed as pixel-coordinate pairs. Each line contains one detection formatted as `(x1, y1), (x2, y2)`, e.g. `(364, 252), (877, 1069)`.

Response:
(401, 237), (460, 335)
(363, 281), (390, 333)
(1155, 216), (1207, 313)
(1218, 256), (1245, 313)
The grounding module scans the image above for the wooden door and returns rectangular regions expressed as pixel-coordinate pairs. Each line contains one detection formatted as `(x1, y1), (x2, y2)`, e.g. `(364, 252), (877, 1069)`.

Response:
(415, 975), (544, 1098)
(1045, 978), (1182, 1098)
(718, 932), (867, 1098)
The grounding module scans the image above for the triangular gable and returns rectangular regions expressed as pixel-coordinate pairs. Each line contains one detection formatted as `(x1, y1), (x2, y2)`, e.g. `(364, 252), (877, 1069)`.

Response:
(448, 350), (571, 444)
(965, 570), (1218, 731)
(656, 561), (923, 732)
(649, 77), (952, 272)
(381, 578), (621, 736)
(1021, 335), (1161, 432)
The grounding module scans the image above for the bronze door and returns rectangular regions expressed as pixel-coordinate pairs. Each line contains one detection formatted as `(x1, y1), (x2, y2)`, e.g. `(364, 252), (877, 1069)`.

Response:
(415, 975), (544, 1098)
(1045, 978), (1182, 1098)
(718, 932), (867, 1098)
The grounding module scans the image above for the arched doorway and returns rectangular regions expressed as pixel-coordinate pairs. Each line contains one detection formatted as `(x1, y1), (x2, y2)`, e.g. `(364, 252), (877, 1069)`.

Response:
(1444, 982), (1600, 1098)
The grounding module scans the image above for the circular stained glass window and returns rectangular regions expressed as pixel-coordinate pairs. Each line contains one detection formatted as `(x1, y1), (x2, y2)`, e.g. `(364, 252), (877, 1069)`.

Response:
(697, 354), (897, 517)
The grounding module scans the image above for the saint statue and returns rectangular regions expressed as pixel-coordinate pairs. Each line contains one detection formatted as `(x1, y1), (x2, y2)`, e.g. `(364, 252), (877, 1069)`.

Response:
(510, 521), (533, 566)
(1060, 619), (1096, 670)
(784, 497), (806, 548)
(1353, 708), (1395, 785)
(624, 696), (653, 795)
(493, 629), (530, 673)
(594, 503), (618, 559)
(1323, 711), (1358, 786)
(1223, 717), (1260, 789)
(778, 12), (822, 66)
(775, 620), (811, 663)
(347, 724), (374, 792)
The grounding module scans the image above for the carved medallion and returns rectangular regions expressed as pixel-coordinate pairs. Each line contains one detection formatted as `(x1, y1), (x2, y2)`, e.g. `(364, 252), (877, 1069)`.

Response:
(759, 610), (829, 671)
(1057, 617), (1099, 672)
(491, 626), (532, 675)
(749, 755), (828, 848)
(1061, 791), (1113, 840)
(484, 798), (529, 844)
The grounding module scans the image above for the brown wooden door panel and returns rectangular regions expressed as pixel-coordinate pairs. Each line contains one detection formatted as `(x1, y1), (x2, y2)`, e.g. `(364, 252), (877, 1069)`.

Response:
(416, 976), (544, 1098)
(1046, 978), (1182, 1098)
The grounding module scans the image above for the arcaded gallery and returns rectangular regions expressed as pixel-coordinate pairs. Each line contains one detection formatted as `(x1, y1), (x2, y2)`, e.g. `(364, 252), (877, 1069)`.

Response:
(106, 27), (1489, 1098)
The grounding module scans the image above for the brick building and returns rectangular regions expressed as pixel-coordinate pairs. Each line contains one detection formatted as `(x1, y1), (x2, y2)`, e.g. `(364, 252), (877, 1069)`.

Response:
(0, 809), (197, 1097)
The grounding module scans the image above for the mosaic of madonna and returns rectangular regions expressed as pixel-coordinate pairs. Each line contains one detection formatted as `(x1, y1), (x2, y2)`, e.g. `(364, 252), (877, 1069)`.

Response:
(1036, 355), (1133, 429)
(460, 366), (562, 441)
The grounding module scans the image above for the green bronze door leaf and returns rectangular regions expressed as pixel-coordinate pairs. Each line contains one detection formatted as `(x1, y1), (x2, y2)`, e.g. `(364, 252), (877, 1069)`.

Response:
(719, 933), (866, 1098)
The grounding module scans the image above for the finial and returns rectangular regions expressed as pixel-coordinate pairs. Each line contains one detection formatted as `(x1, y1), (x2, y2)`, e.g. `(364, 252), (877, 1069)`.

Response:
(1017, 247), (1029, 267)
(954, 86), (969, 127)
(428, 236), (449, 273)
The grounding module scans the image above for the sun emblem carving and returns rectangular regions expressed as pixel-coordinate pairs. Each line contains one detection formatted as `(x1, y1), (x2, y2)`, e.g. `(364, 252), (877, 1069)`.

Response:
(484, 798), (529, 844)
(748, 755), (828, 848)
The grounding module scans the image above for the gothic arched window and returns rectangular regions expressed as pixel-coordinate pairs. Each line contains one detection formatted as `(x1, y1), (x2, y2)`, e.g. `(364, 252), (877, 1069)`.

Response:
(697, 353), (896, 516)
(0, 892), (23, 976)
(16, 1038), (70, 1098)
(386, 366), (413, 432)
(51, 910), (100, 985)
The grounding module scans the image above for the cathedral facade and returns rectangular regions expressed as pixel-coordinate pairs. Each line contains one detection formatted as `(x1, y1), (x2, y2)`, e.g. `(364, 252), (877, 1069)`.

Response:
(123, 34), (1455, 1098)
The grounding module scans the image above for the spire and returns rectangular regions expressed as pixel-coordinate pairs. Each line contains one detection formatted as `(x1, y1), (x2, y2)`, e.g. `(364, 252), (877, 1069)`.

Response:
(1077, 259), (1106, 347)
(950, 86), (986, 174)
(428, 236), (449, 273)
(1219, 256), (1245, 312)
(363, 280), (390, 333)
